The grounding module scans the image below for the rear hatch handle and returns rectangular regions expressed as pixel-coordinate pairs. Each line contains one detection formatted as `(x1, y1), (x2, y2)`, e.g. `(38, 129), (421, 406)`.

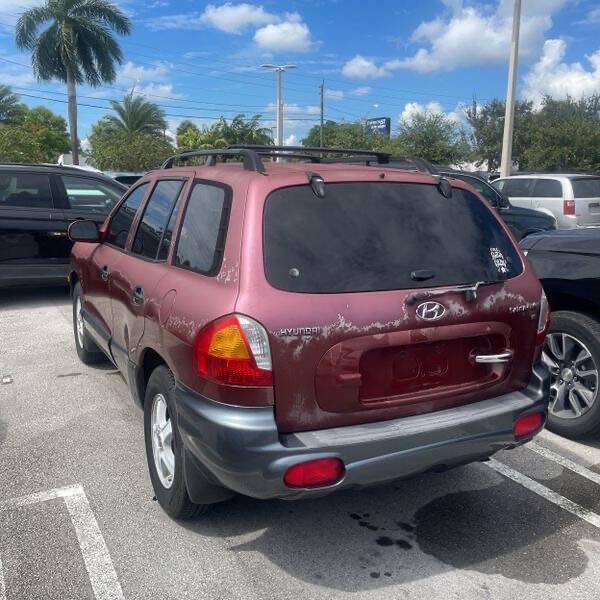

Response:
(474, 350), (514, 364)
(406, 280), (501, 305)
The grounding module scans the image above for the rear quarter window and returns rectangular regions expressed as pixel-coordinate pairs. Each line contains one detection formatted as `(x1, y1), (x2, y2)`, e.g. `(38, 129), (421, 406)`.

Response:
(264, 182), (523, 293)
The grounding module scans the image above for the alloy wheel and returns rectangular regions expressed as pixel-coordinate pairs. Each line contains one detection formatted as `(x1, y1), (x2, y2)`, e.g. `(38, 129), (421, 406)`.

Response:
(150, 393), (175, 489)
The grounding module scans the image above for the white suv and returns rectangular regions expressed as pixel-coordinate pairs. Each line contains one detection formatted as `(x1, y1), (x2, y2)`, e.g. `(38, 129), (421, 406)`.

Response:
(493, 174), (600, 229)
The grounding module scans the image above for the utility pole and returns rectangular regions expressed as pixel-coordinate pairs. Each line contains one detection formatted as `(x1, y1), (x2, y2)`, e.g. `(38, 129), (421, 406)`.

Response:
(261, 64), (296, 146)
(500, 0), (521, 177)
(320, 80), (324, 147)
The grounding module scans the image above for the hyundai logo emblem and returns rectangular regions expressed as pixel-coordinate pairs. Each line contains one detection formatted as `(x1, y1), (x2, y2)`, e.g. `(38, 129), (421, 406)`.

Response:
(416, 301), (446, 321)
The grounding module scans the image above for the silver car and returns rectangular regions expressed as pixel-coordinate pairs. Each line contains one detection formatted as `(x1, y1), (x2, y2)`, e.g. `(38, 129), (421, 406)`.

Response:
(492, 174), (600, 229)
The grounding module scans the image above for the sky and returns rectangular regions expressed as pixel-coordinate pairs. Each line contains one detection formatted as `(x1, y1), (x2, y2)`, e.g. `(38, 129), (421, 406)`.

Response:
(1, 0), (599, 146)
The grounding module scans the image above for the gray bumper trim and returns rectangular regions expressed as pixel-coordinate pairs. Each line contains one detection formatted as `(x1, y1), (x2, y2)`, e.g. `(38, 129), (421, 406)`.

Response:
(175, 364), (550, 500)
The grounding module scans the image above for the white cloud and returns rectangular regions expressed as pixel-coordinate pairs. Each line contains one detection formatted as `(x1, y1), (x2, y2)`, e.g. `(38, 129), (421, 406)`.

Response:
(341, 55), (389, 79)
(254, 13), (314, 52)
(342, 0), (568, 76)
(117, 61), (170, 85)
(136, 82), (183, 100)
(324, 88), (344, 101)
(399, 100), (465, 125)
(349, 86), (371, 97)
(284, 133), (299, 146)
(200, 2), (277, 33)
(523, 39), (600, 106)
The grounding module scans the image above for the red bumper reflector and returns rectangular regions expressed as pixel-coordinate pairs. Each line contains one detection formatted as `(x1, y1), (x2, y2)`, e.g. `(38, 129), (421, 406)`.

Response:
(284, 458), (345, 488)
(514, 412), (545, 439)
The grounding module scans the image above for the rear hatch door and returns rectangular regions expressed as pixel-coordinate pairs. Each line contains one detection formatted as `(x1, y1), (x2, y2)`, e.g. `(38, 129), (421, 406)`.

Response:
(571, 177), (600, 226)
(243, 179), (541, 433)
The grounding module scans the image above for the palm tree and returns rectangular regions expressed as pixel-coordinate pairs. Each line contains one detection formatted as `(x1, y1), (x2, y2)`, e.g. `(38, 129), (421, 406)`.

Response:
(103, 94), (167, 136)
(0, 85), (20, 123)
(218, 114), (272, 145)
(15, 0), (131, 164)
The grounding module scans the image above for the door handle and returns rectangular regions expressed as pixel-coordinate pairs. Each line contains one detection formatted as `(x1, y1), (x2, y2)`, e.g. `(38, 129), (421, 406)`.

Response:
(474, 351), (513, 364)
(100, 265), (109, 281)
(132, 286), (144, 305)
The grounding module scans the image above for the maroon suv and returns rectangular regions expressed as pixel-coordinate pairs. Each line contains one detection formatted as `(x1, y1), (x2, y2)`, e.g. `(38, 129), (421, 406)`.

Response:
(68, 147), (551, 519)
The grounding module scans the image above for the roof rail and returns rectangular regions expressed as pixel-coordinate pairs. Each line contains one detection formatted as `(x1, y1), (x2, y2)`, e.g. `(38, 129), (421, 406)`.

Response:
(319, 154), (438, 175)
(161, 148), (265, 173)
(227, 144), (391, 164)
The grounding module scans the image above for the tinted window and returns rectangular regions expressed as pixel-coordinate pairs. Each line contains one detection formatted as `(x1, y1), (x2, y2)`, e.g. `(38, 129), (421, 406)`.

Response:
(157, 190), (183, 261)
(0, 173), (52, 209)
(62, 175), (123, 214)
(497, 178), (534, 197)
(174, 183), (227, 275)
(572, 177), (600, 198)
(450, 174), (499, 204)
(106, 183), (148, 249)
(533, 179), (562, 198)
(264, 182), (522, 293)
(132, 180), (184, 260)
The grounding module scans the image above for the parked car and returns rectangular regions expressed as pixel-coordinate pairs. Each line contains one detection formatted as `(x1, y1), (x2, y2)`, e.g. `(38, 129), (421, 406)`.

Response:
(68, 146), (550, 519)
(0, 163), (126, 287)
(105, 171), (144, 187)
(492, 174), (600, 229)
(520, 229), (600, 438)
(436, 169), (557, 240)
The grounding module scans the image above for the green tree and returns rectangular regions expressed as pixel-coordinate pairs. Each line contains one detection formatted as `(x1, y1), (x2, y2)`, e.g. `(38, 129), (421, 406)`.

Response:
(303, 120), (375, 149)
(102, 94), (167, 136)
(176, 120), (198, 138)
(23, 106), (70, 161)
(0, 124), (45, 161)
(217, 114), (272, 145)
(521, 95), (600, 172)
(88, 128), (174, 171)
(16, 0), (131, 165)
(396, 112), (470, 165)
(466, 98), (533, 171)
(177, 124), (227, 151)
(0, 85), (22, 123)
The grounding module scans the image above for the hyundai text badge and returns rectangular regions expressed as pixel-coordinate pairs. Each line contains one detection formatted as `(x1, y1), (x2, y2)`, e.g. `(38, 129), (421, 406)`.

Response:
(416, 301), (446, 321)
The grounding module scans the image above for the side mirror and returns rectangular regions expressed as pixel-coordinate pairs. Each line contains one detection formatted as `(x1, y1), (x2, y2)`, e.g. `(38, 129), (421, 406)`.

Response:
(68, 220), (100, 243)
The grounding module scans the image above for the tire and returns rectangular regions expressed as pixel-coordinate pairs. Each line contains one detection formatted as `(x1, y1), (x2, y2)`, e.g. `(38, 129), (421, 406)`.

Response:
(143, 365), (210, 519)
(543, 310), (600, 439)
(72, 282), (105, 365)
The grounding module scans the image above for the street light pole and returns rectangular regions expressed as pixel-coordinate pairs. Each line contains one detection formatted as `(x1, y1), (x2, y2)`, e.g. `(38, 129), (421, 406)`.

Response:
(261, 64), (296, 146)
(500, 0), (521, 177)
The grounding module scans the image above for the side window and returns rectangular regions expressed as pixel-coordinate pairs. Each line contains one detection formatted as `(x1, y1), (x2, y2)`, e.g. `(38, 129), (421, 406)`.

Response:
(533, 179), (562, 198)
(0, 172), (53, 209)
(174, 182), (228, 275)
(501, 178), (534, 197)
(457, 175), (498, 204)
(106, 183), (149, 249)
(132, 180), (184, 260)
(61, 175), (123, 214)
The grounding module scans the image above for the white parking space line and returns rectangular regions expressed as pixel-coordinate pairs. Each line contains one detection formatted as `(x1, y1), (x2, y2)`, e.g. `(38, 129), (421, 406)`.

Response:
(528, 441), (600, 486)
(0, 485), (124, 600)
(0, 557), (6, 600)
(487, 459), (600, 529)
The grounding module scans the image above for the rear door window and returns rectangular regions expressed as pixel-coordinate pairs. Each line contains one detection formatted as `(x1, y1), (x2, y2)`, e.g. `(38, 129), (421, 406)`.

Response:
(106, 183), (149, 249)
(0, 172), (53, 209)
(264, 182), (522, 293)
(572, 177), (600, 198)
(174, 182), (228, 275)
(61, 175), (123, 214)
(532, 179), (562, 198)
(450, 174), (499, 204)
(132, 180), (184, 260)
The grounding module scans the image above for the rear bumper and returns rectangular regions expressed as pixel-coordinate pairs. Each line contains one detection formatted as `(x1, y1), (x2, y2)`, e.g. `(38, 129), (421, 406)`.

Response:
(175, 364), (550, 501)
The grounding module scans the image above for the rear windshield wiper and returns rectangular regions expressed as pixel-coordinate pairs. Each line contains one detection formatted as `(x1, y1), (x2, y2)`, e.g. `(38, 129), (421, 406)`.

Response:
(406, 280), (502, 305)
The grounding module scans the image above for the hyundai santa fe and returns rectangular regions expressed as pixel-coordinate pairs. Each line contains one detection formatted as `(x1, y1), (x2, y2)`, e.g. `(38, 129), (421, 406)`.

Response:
(67, 146), (551, 519)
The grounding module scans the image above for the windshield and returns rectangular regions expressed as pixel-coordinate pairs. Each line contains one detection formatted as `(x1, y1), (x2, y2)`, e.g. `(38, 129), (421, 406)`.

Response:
(264, 182), (522, 293)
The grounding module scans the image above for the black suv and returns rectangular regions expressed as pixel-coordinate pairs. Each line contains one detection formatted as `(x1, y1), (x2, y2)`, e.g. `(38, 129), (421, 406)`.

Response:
(0, 164), (126, 287)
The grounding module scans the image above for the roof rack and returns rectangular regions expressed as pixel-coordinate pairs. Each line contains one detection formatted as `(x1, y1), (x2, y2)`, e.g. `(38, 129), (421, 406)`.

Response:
(161, 148), (266, 172)
(319, 154), (438, 175)
(227, 144), (392, 164)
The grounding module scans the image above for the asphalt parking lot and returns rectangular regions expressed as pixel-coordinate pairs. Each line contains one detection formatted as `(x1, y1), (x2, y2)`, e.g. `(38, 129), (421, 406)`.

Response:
(2, 288), (600, 599)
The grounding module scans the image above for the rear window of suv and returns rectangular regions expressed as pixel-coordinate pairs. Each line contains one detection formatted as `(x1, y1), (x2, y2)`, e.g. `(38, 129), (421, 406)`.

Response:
(571, 177), (600, 198)
(264, 182), (523, 293)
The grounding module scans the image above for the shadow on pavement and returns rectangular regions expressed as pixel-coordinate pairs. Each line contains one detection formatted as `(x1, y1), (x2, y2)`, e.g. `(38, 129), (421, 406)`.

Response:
(180, 467), (593, 591)
(0, 286), (70, 310)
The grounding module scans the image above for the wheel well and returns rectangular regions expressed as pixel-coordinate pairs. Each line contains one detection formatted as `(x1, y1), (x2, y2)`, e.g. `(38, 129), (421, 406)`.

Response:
(545, 290), (600, 321)
(138, 348), (167, 405)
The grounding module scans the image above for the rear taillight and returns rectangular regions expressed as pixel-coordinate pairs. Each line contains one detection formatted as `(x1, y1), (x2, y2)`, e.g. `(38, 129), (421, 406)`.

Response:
(563, 199), (575, 215)
(284, 458), (345, 488)
(514, 412), (545, 439)
(194, 314), (272, 386)
(533, 290), (551, 362)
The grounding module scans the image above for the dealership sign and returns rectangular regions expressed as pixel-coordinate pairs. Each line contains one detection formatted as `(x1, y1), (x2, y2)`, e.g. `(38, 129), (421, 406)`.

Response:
(365, 117), (391, 138)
